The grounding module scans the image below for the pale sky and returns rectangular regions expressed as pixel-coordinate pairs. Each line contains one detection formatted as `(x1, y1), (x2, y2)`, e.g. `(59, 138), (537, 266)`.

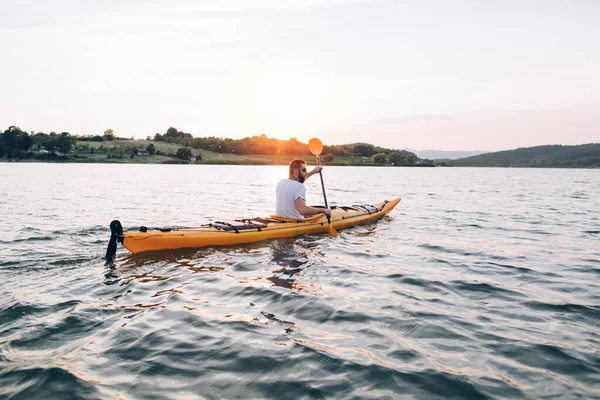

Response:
(1, 0), (599, 151)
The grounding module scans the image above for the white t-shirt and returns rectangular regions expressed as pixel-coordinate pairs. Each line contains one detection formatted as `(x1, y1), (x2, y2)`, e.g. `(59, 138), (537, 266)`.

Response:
(275, 178), (306, 219)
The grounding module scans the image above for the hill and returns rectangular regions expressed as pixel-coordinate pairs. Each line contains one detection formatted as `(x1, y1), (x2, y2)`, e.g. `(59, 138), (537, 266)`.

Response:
(0, 126), (429, 166)
(446, 143), (600, 168)
(407, 149), (486, 160)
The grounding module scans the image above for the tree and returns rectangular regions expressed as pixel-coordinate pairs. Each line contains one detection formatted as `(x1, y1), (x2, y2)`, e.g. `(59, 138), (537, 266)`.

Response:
(103, 129), (115, 141)
(1, 126), (18, 149)
(15, 128), (33, 151)
(388, 151), (404, 165)
(146, 143), (156, 155)
(326, 145), (346, 156)
(55, 132), (75, 154)
(323, 153), (335, 163)
(157, 127), (193, 146)
(1, 126), (32, 151)
(1, 126), (34, 157)
(405, 152), (417, 164)
(176, 147), (192, 160)
(44, 132), (58, 153)
(354, 144), (375, 157)
(32, 132), (48, 148)
(373, 153), (388, 164)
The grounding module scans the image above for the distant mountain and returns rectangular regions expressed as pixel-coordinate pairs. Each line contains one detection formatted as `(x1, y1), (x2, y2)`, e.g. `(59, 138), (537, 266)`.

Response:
(446, 143), (600, 168)
(408, 149), (486, 160)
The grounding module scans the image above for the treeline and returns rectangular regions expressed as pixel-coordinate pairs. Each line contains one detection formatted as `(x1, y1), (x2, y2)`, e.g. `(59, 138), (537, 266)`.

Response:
(0, 126), (133, 158)
(1, 125), (422, 166)
(153, 127), (421, 164)
(447, 144), (600, 168)
(0, 126), (203, 163)
(76, 129), (129, 142)
(0, 126), (77, 158)
(371, 150), (425, 165)
(154, 127), (324, 155)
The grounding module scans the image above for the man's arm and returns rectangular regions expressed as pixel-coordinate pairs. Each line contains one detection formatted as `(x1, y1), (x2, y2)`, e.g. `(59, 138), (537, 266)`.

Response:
(305, 165), (323, 180)
(295, 198), (331, 217)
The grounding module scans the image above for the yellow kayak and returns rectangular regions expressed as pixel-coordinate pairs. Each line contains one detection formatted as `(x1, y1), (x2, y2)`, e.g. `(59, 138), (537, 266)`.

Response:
(107, 198), (401, 255)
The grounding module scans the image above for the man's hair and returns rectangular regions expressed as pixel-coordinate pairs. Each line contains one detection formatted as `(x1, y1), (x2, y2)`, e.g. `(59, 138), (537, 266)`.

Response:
(289, 159), (306, 177)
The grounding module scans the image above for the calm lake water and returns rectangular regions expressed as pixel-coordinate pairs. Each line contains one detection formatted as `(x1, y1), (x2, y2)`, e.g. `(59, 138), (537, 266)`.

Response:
(1, 163), (599, 399)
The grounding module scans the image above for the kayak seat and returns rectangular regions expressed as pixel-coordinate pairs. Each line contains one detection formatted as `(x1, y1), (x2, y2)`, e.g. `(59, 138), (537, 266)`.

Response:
(269, 214), (324, 223)
(250, 217), (287, 224)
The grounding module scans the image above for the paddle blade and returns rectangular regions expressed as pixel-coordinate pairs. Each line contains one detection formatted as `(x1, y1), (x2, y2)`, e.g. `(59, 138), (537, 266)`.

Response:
(308, 138), (323, 156)
(328, 224), (339, 237)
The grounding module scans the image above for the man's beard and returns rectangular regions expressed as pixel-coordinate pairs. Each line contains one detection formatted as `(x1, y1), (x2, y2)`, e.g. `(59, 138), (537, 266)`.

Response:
(298, 174), (305, 184)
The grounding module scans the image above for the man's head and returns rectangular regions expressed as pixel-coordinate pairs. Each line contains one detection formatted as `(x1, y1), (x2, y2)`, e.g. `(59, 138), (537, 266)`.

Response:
(289, 159), (307, 183)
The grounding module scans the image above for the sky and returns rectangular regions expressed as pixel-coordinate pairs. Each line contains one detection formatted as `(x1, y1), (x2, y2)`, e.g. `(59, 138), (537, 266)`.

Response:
(1, 0), (599, 151)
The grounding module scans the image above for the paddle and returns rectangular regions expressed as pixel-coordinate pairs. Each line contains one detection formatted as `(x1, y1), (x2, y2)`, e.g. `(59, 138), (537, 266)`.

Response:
(308, 138), (338, 237)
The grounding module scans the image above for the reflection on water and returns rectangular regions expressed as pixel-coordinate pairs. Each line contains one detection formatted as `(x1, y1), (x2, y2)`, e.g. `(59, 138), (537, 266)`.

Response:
(266, 238), (328, 294)
(267, 239), (311, 290)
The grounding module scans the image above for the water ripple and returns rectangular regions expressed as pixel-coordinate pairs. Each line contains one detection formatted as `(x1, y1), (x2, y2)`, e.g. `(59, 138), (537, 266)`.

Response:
(1, 165), (600, 398)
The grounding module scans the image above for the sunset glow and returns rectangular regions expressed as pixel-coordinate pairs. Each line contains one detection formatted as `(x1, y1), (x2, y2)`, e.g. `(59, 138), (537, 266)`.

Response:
(254, 57), (336, 138)
(1, 1), (599, 150)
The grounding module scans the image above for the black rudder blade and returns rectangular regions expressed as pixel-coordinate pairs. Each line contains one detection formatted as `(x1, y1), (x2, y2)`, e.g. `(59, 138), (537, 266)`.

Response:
(106, 220), (123, 259)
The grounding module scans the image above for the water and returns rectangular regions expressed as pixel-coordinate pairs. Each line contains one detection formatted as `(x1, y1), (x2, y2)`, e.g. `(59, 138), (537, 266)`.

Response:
(1, 164), (599, 399)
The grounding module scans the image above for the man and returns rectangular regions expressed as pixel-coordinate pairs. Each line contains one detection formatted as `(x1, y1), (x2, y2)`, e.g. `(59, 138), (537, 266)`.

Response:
(275, 159), (332, 219)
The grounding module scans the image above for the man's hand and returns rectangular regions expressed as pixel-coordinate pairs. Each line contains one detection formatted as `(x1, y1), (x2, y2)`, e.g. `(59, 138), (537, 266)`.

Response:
(305, 165), (323, 180)
(311, 165), (323, 174)
(323, 209), (332, 218)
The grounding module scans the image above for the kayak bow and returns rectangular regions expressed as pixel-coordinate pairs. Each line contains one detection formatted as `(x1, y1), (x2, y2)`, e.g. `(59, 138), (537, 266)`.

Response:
(107, 198), (401, 255)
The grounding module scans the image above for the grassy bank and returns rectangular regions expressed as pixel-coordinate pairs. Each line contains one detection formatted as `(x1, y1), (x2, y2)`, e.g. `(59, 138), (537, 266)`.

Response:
(68, 139), (429, 166)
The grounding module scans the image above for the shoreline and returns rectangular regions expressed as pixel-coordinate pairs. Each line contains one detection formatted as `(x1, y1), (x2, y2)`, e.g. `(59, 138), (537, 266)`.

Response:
(0, 158), (436, 167)
(3, 159), (599, 168)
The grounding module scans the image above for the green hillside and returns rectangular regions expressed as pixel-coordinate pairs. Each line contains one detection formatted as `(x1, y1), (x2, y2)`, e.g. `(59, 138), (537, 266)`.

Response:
(446, 143), (600, 168)
(79, 139), (380, 165)
(1, 126), (428, 166)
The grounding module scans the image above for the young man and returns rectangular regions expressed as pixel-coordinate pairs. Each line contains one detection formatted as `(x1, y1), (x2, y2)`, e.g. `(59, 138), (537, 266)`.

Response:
(275, 159), (332, 219)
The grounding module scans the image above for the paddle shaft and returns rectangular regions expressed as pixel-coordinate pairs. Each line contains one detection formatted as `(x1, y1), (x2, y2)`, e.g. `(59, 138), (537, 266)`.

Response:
(309, 142), (338, 237)
(316, 156), (330, 210)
